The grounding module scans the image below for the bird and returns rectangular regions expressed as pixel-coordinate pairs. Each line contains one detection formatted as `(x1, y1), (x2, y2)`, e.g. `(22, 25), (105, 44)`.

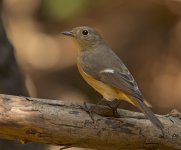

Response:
(62, 26), (163, 129)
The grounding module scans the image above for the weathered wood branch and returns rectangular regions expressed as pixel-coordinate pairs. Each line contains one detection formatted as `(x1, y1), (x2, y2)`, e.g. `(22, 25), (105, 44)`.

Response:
(0, 94), (180, 150)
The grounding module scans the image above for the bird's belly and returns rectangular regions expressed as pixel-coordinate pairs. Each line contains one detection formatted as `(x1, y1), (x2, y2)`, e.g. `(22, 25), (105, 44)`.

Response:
(77, 64), (117, 101)
(84, 76), (118, 101)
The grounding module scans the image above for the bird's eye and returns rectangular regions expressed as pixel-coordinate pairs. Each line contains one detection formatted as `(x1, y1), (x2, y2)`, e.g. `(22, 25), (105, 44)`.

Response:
(82, 30), (89, 35)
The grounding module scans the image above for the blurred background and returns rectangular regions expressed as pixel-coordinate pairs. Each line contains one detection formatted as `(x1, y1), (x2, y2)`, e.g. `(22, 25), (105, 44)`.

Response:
(1, 0), (181, 149)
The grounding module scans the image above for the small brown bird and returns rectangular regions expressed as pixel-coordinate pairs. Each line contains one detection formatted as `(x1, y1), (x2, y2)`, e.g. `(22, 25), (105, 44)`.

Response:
(62, 26), (163, 129)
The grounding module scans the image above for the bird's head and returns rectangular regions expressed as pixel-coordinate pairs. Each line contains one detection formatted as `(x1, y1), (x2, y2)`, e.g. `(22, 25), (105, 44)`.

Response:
(62, 26), (105, 50)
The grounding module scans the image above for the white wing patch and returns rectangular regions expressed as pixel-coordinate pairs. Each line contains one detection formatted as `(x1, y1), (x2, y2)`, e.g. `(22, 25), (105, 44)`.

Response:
(100, 69), (115, 74)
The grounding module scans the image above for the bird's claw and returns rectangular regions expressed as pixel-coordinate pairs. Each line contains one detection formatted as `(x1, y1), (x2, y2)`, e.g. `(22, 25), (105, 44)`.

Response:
(82, 102), (95, 122)
(105, 102), (120, 118)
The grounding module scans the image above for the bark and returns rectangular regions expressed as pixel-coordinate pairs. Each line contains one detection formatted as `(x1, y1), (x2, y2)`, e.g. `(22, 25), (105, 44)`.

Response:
(0, 94), (180, 150)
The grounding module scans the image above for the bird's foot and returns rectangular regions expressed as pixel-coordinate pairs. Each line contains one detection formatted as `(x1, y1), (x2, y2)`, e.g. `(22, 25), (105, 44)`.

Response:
(106, 104), (120, 118)
(82, 100), (121, 121)
(82, 102), (95, 122)
(105, 101), (120, 118)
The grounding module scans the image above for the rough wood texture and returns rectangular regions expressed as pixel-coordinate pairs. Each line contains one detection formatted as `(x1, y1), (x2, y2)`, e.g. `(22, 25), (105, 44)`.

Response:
(0, 94), (180, 150)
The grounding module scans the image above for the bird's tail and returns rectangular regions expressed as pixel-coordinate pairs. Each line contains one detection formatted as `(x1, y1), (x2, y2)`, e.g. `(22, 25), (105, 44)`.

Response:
(134, 97), (163, 130)
(117, 92), (163, 129)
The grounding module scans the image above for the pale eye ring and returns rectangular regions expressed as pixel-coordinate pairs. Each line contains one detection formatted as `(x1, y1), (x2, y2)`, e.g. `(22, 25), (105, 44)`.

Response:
(82, 30), (89, 35)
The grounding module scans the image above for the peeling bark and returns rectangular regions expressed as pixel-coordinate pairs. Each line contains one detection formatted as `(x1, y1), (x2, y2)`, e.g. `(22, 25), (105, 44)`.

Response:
(0, 94), (180, 150)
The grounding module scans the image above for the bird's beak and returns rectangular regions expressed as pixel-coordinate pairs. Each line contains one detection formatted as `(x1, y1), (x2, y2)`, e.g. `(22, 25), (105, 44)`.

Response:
(61, 31), (74, 37)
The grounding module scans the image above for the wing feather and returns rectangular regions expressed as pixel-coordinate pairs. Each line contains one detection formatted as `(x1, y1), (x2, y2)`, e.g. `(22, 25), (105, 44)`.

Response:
(98, 69), (144, 101)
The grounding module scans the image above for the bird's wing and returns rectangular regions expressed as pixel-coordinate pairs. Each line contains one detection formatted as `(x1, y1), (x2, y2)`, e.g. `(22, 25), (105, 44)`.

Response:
(97, 68), (144, 101)
(79, 47), (144, 101)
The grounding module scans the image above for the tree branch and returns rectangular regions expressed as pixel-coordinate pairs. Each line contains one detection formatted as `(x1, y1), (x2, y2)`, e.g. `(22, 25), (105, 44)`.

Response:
(0, 94), (180, 150)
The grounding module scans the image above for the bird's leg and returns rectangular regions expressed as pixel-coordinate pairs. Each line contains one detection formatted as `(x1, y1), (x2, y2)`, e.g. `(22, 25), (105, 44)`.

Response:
(83, 98), (106, 122)
(91, 98), (106, 112)
(105, 100), (121, 118)
(113, 101), (121, 117)
(83, 99), (122, 120)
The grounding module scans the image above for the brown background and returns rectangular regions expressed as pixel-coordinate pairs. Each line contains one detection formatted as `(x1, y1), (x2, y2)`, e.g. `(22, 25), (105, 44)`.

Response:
(2, 0), (181, 149)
